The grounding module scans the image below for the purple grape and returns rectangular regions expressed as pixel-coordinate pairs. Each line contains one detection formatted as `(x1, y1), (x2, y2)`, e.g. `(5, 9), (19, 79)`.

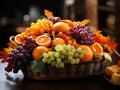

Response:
(5, 37), (38, 73)
(48, 16), (61, 24)
(70, 25), (95, 45)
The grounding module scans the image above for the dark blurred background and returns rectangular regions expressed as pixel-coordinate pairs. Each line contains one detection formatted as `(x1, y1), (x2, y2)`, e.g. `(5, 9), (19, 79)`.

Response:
(0, 0), (120, 51)
(0, 0), (65, 49)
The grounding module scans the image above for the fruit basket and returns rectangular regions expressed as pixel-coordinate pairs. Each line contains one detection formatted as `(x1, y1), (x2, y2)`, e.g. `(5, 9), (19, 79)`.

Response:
(0, 10), (119, 80)
(22, 60), (110, 80)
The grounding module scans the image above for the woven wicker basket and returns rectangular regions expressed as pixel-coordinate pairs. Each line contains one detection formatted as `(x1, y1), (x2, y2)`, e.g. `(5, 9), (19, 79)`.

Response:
(9, 36), (112, 80)
(22, 59), (111, 80)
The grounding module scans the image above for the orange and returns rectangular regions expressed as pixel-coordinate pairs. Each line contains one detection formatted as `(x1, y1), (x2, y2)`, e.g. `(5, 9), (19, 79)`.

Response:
(53, 22), (70, 35)
(32, 46), (49, 60)
(51, 37), (65, 47)
(14, 34), (24, 45)
(61, 20), (73, 27)
(90, 42), (103, 55)
(80, 45), (93, 61)
(35, 34), (51, 47)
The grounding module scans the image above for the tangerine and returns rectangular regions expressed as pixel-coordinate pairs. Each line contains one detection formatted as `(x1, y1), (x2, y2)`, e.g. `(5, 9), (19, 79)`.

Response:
(32, 46), (49, 60)
(51, 37), (65, 47)
(90, 42), (103, 55)
(80, 45), (93, 61)
(35, 34), (51, 47)
(53, 22), (70, 35)
(61, 20), (73, 27)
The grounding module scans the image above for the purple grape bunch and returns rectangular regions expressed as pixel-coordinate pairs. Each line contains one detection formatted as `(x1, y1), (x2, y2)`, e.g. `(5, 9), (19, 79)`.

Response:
(48, 16), (61, 24)
(5, 37), (37, 73)
(70, 25), (95, 45)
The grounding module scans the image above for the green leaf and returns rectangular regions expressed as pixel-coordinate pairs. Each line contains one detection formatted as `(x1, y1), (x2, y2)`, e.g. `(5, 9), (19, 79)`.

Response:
(31, 61), (44, 74)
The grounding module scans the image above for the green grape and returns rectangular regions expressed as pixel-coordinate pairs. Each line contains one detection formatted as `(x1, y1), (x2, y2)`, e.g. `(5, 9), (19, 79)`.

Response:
(55, 52), (59, 58)
(60, 54), (65, 59)
(68, 51), (74, 56)
(75, 58), (80, 64)
(42, 53), (49, 58)
(66, 44), (71, 51)
(68, 56), (73, 61)
(55, 45), (63, 51)
(77, 47), (83, 53)
(49, 56), (55, 61)
(56, 58), (61, 64)
(51, 61), (56, 66)
(59, 62), (64, 68)
(42, 58), (47, 63)
(71, 47), (75, 52)
(41, 44), (85, 69)
(71, 59), (76, 64)
(54, 45), (59, 50)
(80, 49), (85, 55)
(79, 54), (84, 59)
(61, 50), (67, 55)
(47, 58), (52, 64)
(55, 63), (59, 68)
(74, 52), (78, 58)
(48, 52), (54, 57)
(55, 46), (63, 53)
(63, 44), (68, 50)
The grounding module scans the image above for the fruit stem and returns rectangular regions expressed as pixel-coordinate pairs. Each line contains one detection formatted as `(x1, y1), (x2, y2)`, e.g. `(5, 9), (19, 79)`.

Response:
(114, 50), (120, 58)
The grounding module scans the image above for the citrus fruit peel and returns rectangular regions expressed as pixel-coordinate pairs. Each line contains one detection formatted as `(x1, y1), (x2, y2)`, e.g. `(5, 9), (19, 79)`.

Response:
(14, 34), (24, 45)
(90, 42), (103, 55)
(35, 34), (51, 47)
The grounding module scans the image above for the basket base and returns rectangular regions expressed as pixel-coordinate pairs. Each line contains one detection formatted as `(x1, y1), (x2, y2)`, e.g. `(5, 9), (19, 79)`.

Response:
(22, 59), (111, 80)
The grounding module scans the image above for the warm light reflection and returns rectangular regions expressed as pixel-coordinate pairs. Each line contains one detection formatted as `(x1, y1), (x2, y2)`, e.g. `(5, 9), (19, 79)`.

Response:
(16, 27), (27, 33)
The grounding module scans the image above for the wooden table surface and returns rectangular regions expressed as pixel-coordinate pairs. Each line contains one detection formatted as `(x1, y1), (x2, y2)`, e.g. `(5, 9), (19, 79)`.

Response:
(0, 61), (120, 90)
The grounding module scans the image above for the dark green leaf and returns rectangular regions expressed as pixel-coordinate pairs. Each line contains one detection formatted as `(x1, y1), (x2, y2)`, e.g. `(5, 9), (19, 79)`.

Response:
(31, 61), (44, 74)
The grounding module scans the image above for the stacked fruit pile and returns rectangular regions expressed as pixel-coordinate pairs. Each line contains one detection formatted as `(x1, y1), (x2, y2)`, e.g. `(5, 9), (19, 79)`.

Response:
(105, 60), (120, 84)
(0, 10), (118, 75)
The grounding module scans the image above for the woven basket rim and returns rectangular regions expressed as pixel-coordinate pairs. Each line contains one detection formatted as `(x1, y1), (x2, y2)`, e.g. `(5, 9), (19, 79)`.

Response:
(22, 59), (111, 80)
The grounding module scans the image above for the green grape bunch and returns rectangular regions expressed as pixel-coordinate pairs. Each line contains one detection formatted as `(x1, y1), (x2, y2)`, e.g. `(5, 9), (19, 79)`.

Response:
(41, 44), (85, 69)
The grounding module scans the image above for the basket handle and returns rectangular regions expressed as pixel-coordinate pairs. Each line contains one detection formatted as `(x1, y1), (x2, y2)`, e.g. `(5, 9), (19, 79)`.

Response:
(9, 36), (17, 48)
